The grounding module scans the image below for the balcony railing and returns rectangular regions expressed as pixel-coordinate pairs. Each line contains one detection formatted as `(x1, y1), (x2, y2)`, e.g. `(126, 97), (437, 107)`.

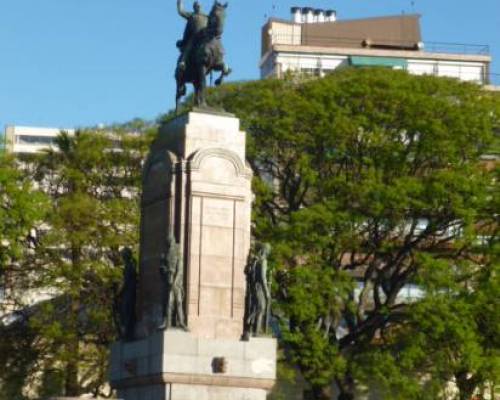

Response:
(269, 33), (490, 56)
(423, 41), (490, 56)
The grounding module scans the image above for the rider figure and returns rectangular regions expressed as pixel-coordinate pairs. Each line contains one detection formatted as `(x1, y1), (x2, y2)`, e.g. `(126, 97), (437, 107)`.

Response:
(176, 0), (208, 71)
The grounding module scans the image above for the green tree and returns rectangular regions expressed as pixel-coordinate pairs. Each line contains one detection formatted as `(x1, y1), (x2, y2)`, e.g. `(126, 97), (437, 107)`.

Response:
(32, 130), (151, 397)
(0, 154), (47, 292)
(1, 129), (152, 398)
(0, 154), (47, 400)
(355, 245), (499, 400)
(412, 265), (499, 400)
(204, 68), (499, 399)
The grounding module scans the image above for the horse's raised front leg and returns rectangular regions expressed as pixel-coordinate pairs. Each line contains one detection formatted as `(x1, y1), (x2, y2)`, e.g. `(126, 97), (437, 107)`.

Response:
(214, 63), (232, 86)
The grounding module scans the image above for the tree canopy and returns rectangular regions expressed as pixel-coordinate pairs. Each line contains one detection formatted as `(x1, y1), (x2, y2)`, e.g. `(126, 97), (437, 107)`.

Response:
(0, 154), (47, 312)
(0, 129), (152, 399)
(1, 68), (498, 400)
(0, 154), (48, 400)
(205, 68), (499, 399)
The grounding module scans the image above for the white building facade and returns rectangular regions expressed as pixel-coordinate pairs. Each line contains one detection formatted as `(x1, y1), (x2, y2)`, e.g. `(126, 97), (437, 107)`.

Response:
(4, 125), (75, 154)
(260, 9), (492, 85)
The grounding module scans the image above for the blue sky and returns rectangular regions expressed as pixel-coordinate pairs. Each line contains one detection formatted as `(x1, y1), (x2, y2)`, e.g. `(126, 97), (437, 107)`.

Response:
(1, 0), (499, 130)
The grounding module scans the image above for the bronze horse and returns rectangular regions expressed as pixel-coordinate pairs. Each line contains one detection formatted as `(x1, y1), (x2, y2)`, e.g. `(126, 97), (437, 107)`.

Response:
(175, 1), (231, 111)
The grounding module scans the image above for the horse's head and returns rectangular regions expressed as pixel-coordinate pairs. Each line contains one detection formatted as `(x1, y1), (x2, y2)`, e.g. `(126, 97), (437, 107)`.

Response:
(213, 1), (228, 11)
(207, 1), (228, 37)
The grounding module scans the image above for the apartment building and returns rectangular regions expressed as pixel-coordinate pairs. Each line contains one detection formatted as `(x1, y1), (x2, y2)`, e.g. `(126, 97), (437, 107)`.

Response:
(3, 125), (75, 155)
(260, 7), (492, 85)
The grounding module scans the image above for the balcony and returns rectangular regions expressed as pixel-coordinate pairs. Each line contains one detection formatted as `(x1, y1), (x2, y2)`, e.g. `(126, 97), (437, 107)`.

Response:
(267, 32), (490, 56)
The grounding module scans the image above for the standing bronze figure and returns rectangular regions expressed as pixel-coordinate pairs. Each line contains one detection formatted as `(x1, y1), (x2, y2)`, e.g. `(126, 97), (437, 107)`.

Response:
(242, 243), (272, 340)
(175, 0), (231, 110)
(114, 247), (137, 341)
(158, 236), (187, 330)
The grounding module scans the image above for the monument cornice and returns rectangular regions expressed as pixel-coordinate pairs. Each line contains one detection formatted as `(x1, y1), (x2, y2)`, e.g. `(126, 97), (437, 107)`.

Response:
(189, 190), (247, 201)
(111, 372), (275, 391)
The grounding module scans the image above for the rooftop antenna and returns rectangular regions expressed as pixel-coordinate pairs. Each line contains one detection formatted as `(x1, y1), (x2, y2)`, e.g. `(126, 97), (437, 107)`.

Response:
(264, 3), (276, 20)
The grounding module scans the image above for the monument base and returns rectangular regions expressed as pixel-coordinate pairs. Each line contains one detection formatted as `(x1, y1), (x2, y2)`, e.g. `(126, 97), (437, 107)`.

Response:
(110, 330), (276, 400)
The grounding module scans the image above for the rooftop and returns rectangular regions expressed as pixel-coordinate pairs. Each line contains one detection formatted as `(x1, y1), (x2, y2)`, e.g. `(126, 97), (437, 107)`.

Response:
(262, 13), (491, 58)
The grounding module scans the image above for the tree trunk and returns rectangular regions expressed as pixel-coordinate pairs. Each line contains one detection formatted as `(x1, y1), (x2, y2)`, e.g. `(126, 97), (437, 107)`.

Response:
(65, 246), (81, 397)
(64, 297), (80, 396)
(455, 371), (477, 400)
(458, 388), (475, 400)
(304, 385), (331, 400)
(336, 372), (356, 400)
(64, 356), (79, 396)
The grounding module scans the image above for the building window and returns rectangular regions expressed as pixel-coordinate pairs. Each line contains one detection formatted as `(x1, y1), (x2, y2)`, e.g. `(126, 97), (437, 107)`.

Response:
(300, 67), (321, 76)
(349, 56), (408, 69)
(16, 135), (55, 146)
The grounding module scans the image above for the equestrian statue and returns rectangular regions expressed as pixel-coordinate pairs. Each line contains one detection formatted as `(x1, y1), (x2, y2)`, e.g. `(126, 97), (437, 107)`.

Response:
(175, 0), (231, 111)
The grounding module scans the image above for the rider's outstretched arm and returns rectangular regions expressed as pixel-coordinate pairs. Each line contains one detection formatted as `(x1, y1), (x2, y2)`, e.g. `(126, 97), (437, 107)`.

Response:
(177, 0), (191, 19)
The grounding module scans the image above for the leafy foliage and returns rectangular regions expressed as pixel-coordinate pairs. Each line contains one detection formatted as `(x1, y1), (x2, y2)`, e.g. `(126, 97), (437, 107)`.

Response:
(1, 68), (498, 400)
(0, 154), (48, 322)
(0, 129), (152, 398)
(0, 155), (48, 400)
(206, 68), (499, 399)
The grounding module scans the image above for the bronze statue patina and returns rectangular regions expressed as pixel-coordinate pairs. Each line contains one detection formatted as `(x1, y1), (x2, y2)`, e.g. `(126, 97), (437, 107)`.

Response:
(158, 236), (187, 330)
(113, 247), (137, 341)
(175, 0), (231, 110)
(176, 0), (208, 71)
(242, 243), (272, 340)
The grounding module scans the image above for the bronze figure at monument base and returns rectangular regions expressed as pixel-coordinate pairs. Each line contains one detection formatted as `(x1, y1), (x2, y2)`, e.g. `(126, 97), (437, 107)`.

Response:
(242, 243), (272, 341)
(158, 236), (187, 331)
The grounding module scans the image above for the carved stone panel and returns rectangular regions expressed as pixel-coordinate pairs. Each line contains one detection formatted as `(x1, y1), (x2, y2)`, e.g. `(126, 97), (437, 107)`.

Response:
(136, 112), (252, 340)
(185, 147), (252, 339)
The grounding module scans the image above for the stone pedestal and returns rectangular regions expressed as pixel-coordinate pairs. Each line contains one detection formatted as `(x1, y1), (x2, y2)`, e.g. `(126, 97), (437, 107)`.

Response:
(110, 331), (276, 400)
(110, 110), (277, 399)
